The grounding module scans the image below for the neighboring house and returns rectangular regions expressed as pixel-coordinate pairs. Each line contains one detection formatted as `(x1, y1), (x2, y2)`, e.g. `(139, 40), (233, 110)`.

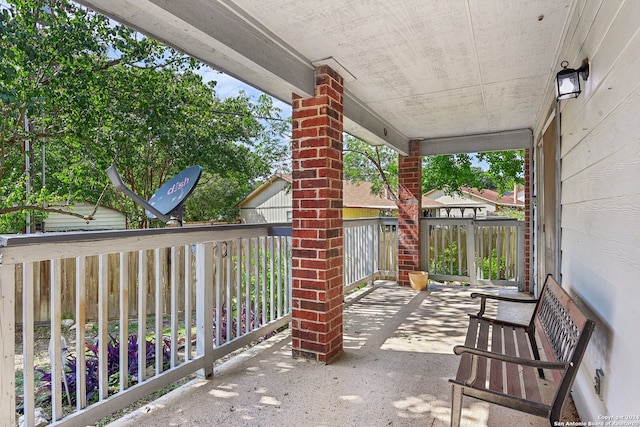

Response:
(238, 174), (397, 223)
(424, 187), (524, 218)
(42, 202), (126, 232)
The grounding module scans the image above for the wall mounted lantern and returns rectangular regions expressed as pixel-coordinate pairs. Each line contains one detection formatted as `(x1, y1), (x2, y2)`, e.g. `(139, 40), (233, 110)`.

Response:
(556, 58), (590, 100)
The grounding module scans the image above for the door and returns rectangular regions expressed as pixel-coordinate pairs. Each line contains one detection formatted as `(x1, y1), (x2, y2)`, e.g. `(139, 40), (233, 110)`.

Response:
(536, 114), (559, 287)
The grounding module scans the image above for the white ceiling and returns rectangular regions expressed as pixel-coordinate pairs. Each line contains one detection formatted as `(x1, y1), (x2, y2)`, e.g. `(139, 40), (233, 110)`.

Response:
(77, 0), (573, 154)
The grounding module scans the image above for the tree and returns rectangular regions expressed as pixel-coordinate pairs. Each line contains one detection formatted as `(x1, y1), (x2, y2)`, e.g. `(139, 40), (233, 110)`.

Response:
(0, 0), (289, 231)
(343, 135), (398, 201)
(183, 172), (247, 223)
(343, 135), (524, 200)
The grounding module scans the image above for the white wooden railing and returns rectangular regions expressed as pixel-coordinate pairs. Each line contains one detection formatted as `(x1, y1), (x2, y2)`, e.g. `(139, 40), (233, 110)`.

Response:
(2, 217), (515, 426)
(421, 217), (525, 289)
(2, 219), (398, 427)
(343, 218), (398, 291)
(2, 224), (292, 427)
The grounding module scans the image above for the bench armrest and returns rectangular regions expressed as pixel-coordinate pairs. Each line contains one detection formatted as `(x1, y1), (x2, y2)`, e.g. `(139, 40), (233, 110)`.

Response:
(470, 292), (538, 317)
(453, 345), (569, 387)
(454, 345), (569, 370)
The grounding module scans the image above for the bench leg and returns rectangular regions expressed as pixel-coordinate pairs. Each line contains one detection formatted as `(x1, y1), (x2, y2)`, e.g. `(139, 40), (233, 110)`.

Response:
(527, 331), (545, 379)
(451, 384), (463, 427)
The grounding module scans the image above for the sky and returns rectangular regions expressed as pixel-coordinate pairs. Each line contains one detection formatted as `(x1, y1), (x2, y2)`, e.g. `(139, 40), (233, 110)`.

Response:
(196, 66), (292, 120)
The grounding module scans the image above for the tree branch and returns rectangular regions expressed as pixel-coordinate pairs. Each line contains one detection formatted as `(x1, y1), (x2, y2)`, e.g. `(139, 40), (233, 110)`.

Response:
(0, 205), (94, 222)
(344, 147), (399, 202)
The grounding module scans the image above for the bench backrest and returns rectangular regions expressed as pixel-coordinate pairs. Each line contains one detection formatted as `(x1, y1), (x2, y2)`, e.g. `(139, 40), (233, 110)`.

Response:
(531, 274), (595, 418)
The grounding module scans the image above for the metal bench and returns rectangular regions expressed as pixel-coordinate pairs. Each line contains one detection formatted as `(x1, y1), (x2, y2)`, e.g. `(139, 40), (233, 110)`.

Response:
(449, 274), (595, 427)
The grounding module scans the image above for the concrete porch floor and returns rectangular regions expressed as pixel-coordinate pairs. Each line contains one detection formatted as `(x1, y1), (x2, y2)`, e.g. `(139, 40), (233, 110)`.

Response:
(108, 282), (578, 427)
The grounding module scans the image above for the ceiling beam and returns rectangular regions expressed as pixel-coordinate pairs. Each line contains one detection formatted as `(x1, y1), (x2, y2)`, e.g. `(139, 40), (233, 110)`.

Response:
(344, 91), (410, 155)
(419, 129), (533, 156)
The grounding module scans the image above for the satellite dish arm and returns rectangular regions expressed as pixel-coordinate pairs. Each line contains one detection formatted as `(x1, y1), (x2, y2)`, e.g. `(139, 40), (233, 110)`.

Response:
(105, 165), (171, 222)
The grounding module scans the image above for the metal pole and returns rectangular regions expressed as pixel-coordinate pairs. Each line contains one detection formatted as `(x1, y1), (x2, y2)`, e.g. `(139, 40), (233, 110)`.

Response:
(24, 115), (31, 234)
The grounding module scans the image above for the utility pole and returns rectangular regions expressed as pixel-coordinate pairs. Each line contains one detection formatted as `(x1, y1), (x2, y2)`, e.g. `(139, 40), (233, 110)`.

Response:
(24, 114), (31, 234)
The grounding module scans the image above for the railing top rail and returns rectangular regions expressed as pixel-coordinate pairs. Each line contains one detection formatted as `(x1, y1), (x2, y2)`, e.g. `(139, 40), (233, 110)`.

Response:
(421, 217), (522, 226)
(343, 217), (397, 227)
(0, 222), (291, 265)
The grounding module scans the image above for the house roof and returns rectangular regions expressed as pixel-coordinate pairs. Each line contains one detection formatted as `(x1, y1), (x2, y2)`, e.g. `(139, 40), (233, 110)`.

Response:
(461, 187), (524, 208)
(238, 174), (398, 210)
(423, 187), (524, 209)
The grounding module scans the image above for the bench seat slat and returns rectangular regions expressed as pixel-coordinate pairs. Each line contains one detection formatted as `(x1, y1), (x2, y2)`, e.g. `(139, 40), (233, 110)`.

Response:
(503, 326), (522, 398)
(473, 319), (490, 388)
(488, 322), (503, 393)
(456, 316), (479, 383)
(515, 326), (542, 403)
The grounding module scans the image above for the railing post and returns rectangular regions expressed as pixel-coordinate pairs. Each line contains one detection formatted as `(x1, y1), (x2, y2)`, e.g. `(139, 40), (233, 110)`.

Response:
(196, 243), (214, 378)
(517, 222), (526, 291)
(0, 264), (16, 427)
(466, 219), (477, 287)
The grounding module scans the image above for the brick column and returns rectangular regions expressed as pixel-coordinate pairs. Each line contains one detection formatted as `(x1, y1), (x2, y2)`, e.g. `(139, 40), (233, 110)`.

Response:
(524, 148), (531, 293)
(291, 66), (344, 364)
(397, 141), (422, 287)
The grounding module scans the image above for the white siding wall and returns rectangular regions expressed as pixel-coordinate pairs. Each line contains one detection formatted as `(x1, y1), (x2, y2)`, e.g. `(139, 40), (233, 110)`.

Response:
(239, 178), (292, 223)
(536, 0), (640, 419)
(44, 203), (126, 231)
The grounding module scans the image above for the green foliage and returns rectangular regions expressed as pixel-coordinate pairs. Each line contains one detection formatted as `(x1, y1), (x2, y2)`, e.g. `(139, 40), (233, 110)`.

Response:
(478, 249), (507, 280)
(0, 0), (290, 231)
(422, 151), (524, 196)
(429, 242), (463, 275)
(343, 134), (398, 200)
(184, 172), (247, 223)
(343, 133), (524, 202)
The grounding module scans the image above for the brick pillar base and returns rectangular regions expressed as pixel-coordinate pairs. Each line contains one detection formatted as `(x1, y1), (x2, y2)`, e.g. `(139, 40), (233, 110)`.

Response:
(291, 66), (344, 364)
(397, 141), (422, 287)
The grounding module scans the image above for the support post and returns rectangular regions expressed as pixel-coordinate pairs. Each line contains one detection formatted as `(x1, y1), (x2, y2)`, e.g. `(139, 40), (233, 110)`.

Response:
(0, 265), (16, 427)
(397, 141), (422, 287)
(291, 65), (344, 364)
(196, 243), (214, 378)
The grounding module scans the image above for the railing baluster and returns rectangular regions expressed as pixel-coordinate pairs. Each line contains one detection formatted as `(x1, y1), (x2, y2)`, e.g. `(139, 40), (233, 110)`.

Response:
(22, 263), (35, 425)
(253, 238), (260, 330)
(261, 237), (267, 325)
(76, 257), (87, 409)
(155, 248), (163, 375)
(244, 239), (251, 333)
(226, 240), (232, 343)
(98, 254), (108, 401)
(276, 236), (282, 318)
(138, 250), (147, 383)
(236, 239), (242, 339)
(184, 245), (192, 360)
(51, 259), (64, 419)
(215, 243), (222, 346)
(119, 251), (129, 390)
(269, 237), (275, 322)
(170, 246), (179, 368)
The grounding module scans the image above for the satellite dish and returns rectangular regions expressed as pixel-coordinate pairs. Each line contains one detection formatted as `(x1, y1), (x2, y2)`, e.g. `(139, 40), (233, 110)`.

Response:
(146, 165), (203, 222)
(106, 165), (202, 226)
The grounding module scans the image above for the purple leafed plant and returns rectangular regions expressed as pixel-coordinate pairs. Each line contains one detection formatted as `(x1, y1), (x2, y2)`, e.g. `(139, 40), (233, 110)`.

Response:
(37, 334), (171, 405)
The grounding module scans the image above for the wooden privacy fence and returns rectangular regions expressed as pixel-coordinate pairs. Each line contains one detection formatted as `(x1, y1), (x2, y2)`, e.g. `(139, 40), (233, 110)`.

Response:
(14, 236), (293, 324)
(14, 249), (190, 324)
(14, 218), (397, 324)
